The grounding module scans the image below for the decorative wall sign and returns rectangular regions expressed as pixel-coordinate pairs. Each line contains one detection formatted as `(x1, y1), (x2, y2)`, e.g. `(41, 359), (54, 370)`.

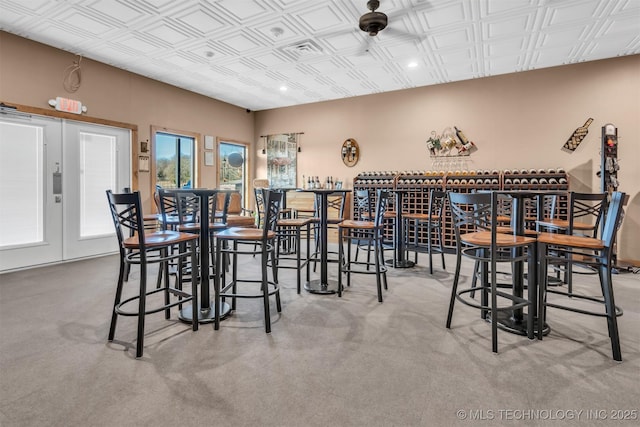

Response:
(341, 138), (359, 167)
(426, 126), (477, 157)
(205, 151), (214, 166)
(562, 118), (594, 153)
(205, 135), (214, 150)
(138, 155), (149, 172)
(266, 133), (300, 188)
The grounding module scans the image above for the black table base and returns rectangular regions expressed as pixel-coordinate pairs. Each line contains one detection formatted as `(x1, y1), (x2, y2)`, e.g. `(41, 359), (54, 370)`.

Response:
(179, 301), (231, 324)
(385, 258), (415, 268)
(489, 311), (550, 336)
(305, 278), (338, 294)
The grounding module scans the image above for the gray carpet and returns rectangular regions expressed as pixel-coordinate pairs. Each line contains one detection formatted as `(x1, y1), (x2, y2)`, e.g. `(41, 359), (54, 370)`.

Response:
(1, 246), (639, 427)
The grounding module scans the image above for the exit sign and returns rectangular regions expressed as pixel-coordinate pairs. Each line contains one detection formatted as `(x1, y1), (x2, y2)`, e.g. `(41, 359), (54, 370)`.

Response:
(49, 97), (85, 114)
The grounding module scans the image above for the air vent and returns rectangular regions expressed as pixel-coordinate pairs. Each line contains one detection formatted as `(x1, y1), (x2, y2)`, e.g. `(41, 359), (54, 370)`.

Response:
(280, 40), (324, 58)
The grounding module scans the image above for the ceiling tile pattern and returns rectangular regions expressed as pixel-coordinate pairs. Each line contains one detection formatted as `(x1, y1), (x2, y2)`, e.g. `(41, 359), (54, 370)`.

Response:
(1, 0), (638, 110)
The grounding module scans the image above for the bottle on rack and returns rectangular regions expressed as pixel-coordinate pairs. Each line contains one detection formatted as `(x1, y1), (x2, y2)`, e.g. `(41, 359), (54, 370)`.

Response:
(455, 125), (477, 154)
(315, 176), (320, 189)
(302, 175), (306, 190)
(454, 126), (469, 144)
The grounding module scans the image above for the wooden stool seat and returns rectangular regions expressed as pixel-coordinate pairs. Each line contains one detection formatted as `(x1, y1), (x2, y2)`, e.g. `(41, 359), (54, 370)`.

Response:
(536, 232), (604, 250)
(537, 218), (595, 231)
(216, 227), (276, 241)
(460, 231), (536, 247)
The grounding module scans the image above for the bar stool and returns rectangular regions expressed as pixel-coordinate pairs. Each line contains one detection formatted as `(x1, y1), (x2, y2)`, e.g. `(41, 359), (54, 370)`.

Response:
(337, 190), (391, 302)
(403, 189), (447, 274)
(537, 191), (626, 361)
(537, 192), (608, 293)
(167, 189), (231, 281)
(447, 192), (537, 353)
(352, 189), (374, 268)
(106, 190), (199, 358)
(214, 189), (283, 332)
(273, 215), (312, 294)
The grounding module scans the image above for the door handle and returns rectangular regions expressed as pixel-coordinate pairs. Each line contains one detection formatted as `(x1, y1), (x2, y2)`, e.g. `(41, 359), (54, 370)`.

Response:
(53, 162), (62, 195)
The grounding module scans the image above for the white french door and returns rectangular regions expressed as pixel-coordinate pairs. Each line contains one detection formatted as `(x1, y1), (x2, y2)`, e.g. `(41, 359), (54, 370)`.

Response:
(0, 115), (63, 270)
(0, 115), (130, 272)
(62, 121), (130, 260)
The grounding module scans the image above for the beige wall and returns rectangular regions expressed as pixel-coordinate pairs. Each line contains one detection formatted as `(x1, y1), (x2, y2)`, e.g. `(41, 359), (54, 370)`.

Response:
(255, 56), (640, 261)
(0, 32), (254, 211)
(1, 31), (638, 261)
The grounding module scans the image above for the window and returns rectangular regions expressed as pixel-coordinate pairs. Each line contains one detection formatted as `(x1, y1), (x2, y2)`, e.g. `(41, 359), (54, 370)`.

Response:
(155, 132), (194, 188)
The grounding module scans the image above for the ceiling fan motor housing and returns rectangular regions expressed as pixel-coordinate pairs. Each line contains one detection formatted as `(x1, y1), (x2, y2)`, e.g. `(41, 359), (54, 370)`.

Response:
(359, 11), (388, 36)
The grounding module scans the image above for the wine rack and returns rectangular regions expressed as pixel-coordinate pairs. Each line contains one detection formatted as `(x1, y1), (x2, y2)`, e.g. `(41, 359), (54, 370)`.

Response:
(502, 168), (570, 227)
(352, 168), (570, 251)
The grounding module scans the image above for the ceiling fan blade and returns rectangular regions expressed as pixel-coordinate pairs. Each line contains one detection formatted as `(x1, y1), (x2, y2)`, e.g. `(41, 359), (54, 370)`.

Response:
(357, 36), (375, 56)
(384, 27), (423, 41)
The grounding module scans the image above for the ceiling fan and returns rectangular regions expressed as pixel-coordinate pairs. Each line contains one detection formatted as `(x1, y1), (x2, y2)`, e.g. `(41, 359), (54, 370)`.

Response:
(359, 0), (388, 36)
(355, 0), (426, 55)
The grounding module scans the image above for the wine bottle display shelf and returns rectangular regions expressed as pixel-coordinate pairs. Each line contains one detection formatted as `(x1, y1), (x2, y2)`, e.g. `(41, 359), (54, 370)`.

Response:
(353, 169), (569, 250)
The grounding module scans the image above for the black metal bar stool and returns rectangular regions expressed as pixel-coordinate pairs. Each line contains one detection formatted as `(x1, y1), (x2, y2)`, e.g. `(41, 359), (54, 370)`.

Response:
(213, 189), (283, 332)
(337, 190), (391, 302)
(403, 189), (447, 274)
(537, 191), (626, 361)
(106, 190), (199, 358)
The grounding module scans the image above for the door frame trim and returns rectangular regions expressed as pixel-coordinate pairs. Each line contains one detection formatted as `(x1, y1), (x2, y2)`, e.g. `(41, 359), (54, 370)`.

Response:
(0, 102), (139, 190)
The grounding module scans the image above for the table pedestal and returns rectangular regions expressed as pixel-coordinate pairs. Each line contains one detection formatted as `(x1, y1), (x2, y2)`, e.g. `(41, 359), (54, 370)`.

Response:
(490, 311), (550, 336)
(304, 278), (338, 294)
(385, 259), (415, 268)
(179, 301), (231, 323)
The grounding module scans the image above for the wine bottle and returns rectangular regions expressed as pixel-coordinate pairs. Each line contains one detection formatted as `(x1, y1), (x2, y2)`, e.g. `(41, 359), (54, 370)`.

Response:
(454, 126), (469, 144)
(455, 126), (477, 154)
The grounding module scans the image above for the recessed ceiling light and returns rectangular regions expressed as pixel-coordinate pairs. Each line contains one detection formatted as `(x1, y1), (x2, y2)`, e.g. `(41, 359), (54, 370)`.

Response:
(204, 51), (214, 58)
(280, 86), (288, 92)
(271, 27), (284, 38)
(408, 61), (418, 68)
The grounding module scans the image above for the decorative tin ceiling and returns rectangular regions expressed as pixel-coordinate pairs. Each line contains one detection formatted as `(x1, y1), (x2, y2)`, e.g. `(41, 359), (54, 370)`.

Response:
(1, 0), (638, 110)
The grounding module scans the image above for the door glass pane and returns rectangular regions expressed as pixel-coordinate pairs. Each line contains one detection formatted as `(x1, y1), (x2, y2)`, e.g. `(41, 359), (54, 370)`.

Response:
(219, 142), (247, 207)
(0, 122), (44, 247)
(80, 132), (116, 237)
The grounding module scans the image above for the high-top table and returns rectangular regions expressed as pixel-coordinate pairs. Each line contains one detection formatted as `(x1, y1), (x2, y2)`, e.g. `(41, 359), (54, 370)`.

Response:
(168, 188), (233, 324)
(297, 188), (351, 294)
(493, 190), (565, 336)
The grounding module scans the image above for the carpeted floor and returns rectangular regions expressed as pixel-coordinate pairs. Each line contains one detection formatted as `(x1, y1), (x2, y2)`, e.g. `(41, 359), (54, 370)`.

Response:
(1, 246), (638, 427)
